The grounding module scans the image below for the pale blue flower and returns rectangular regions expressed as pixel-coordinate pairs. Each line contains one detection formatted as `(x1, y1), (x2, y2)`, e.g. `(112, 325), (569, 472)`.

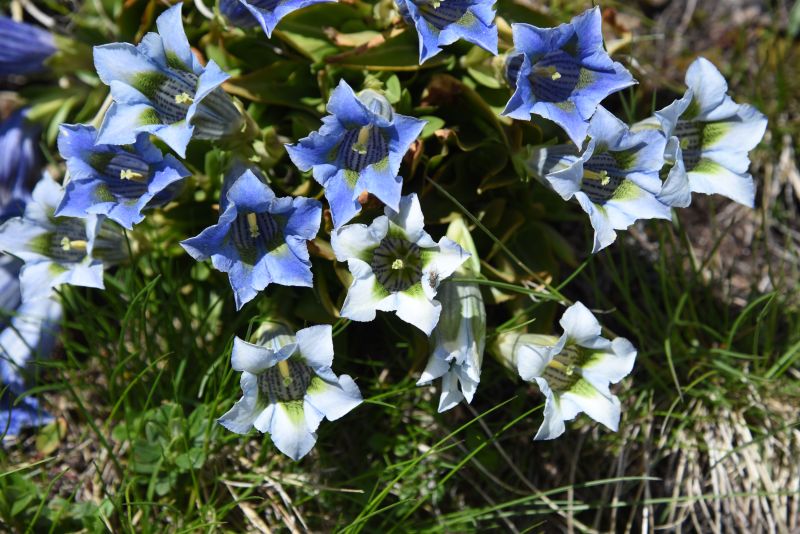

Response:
(219, 323), (363, 461)
(93, 3), (244, 158)
(525, 106), (671, 253)
(56, 124), (189, 230)
(0, 16), (55, 76)
(331, 193), (469, 335)
(0, 174), (126, 302)
(417, 217), (484, 412)
(496, 302), (637, 440)
(635, 57), (768, 208)
(396, 0), (498, 64)
(502, 7), (636, 147)
(286, 81), (426, 228)
(181, 170), (322, 310)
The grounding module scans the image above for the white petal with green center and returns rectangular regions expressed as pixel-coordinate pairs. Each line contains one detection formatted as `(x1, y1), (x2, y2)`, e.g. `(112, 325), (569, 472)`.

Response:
(339, 259), (388, 322)
(385, 284), (441, 335)
(305, 374), (362, 421)
(581, 337), (637, 388)
(269, 400), (320, 461)
(560, 379), (621, 432)
(387, 193), (427, 244)
(331, 216), (388, 263)
(686, 158), (756, 207)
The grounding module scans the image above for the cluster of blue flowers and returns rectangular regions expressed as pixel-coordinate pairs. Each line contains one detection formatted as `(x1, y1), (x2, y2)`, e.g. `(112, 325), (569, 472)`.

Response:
(0, 2), (767, 460)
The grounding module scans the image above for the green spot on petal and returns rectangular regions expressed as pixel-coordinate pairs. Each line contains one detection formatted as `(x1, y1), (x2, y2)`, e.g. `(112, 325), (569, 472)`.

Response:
(344, 169), (359, 188)
(131, 71), (169, 100)
(28, 232), (53, 256)
(306, 376), (329, 395)
(611, 180), (641, 201)
(139, 108), (162, 126)
(372, 157), (389, 172)
(94, 184), (115, 202)
(279, 400), (306, 425)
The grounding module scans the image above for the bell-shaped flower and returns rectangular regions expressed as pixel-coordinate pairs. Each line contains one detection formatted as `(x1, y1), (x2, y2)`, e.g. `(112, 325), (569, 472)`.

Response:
(286, 81), (426, 228)
(181, 170), (322, 310)
(0, 257), (61, 440)
(417, 217), (485, 412)
(0, 16), (56, 76)
(495, 301), (637, 440)
(55, 124), (190, 230)
(502, 7), (636, 147)
(0, 108), (43, 221)
(636, 57), (767, 208)
(226, 0), (334, 37)
(396, 0), (498, 64)
(525, 106), (671, 253)
(331, 193), (469, 335)
(218, 322), (363, 461)
(93, 3), (244, 158)
(0, 174), (126, 302)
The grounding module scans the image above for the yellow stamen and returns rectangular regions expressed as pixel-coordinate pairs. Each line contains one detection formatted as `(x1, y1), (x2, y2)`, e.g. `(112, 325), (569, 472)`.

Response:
(583, 169), (611, 186)
(60, 237), (87, 252)
(277, 360), (292, 386)
(246, 213), (260, 238)
(120, 169), (145, 181)
(548, 358), (576, 376)
(174, 92), (194, 105)
(533, 65), (562, 81)
(391, 259), (404, 270)
(351, 125), (372, 155)
(430, 0), (441, 7)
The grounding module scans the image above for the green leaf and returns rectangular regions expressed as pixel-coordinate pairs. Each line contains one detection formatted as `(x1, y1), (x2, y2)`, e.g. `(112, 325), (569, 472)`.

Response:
(420, 116), (445, 138)
(326, 31), (448, 71)
(275, 4), (363, 62)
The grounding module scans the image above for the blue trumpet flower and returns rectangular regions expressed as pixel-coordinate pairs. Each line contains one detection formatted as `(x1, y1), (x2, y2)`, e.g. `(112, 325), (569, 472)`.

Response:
(635, 57), (768, 208)
(93, 3), (244, 158)
(0, 16), (55, 76)
(219, 322), (362, 461)
(0, 109), (43, 221)
(396, 0), (498, 64)
(55, 124), (190, 230)
(286, 81), (426, 228)
(0, 174), (126, 302)
(181, 170), (322, 310)
(227, 0), (334, 37)
(502, 7), (636, 147)
(525, 107), (671, 253)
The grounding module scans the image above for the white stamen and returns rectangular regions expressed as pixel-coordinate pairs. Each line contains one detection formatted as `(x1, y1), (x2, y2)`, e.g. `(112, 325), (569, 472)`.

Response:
(352, 126), (372, 155)
(391, 259), (404, 270)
